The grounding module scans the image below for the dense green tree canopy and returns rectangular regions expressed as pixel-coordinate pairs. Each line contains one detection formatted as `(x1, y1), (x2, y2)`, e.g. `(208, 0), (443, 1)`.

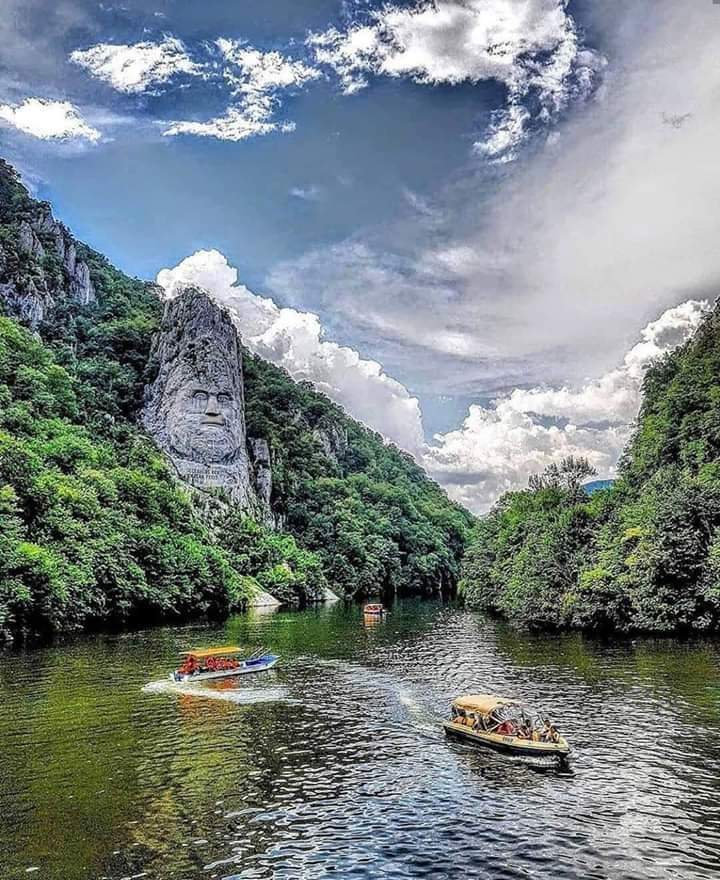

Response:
(243, 352), (473, 599)
(0, 158), (472, 643)
(461, 307), (720, 633)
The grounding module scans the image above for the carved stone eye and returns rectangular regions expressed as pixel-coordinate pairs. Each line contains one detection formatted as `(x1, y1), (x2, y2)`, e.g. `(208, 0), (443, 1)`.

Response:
(217, 392), (232, 406)
(191, 391), (208, 412)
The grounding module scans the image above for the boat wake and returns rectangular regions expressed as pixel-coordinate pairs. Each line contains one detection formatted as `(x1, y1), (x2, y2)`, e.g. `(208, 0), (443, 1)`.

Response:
(142, 679), (295, 705)
(313, 658), (442, 737)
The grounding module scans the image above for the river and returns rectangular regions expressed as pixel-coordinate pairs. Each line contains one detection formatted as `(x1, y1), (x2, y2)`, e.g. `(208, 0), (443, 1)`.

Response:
(1, 600), (719, 879)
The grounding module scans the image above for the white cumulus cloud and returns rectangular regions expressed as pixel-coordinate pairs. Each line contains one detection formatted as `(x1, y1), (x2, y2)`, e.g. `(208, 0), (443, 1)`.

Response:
(156, 252), (709, 515)
(217, 39), (320, 96)
(309, 0), (603, 159)
(164, 107), (295, 142)
(165, 40), (319, 142)
(156, 249), (425, 453)
(425, 401), (630, 511)
(0, 98), (101, 142)
(424, 300), (710, 512)
(289, 184), (323, 201)
(502, 300), (709, 424)
(70, 37), (203, 94)
(275, 1), (720, 406)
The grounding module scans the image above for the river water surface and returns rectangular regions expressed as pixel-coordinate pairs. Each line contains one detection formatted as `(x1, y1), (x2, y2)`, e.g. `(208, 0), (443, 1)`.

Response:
(1, 600), (719, 880)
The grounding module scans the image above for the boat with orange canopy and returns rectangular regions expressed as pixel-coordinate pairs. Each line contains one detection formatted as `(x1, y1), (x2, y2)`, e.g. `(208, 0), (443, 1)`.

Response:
(171, 646), (279, 682)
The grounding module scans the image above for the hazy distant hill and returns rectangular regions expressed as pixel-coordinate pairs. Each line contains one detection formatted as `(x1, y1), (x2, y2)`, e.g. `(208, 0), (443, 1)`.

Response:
(583, 479), (615, 494)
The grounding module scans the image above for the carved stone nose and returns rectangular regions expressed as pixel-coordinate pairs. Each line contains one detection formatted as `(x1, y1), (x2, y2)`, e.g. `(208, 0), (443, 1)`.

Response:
(205, 393), (220, 416)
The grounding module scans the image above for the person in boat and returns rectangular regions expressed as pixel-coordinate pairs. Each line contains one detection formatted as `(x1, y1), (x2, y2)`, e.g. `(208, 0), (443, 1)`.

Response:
(177, 655), (199, 677)
(539, 718), (550, 741)
(539, 719), (560, 743)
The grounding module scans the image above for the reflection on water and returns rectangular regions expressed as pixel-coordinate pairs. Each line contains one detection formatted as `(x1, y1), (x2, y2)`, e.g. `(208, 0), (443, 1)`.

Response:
(1, 601), (720, 879)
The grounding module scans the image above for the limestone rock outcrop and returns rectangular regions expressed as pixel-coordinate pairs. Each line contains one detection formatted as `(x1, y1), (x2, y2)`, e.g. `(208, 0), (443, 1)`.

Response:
(142, 286), (254, 506)
(0, 278), (48, 327)
(69, 259), (94, 305)
(0, 171), (95, 329)
(18, 220), (44, 259)
(142, 286), (274, 518)
(250, 438), (272, 508)
(248, 589), (282, 608)
(313, 423), (348, 463)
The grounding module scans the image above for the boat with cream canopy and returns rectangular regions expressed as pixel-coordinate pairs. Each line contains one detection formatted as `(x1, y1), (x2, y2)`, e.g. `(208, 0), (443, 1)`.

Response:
(171, 646), (279, 682)
(443, 694), (570, 760)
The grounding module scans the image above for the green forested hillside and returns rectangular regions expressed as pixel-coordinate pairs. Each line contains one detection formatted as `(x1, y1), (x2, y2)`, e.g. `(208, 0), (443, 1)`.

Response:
(243, 353), (472, 599)
(0, 159), (471, 643)
(460, 307), (720, 633)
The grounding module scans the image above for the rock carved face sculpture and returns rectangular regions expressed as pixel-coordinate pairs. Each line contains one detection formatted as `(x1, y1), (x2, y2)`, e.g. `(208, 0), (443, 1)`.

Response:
(142, 288), (253, 505)
(164, 351), (243, 463)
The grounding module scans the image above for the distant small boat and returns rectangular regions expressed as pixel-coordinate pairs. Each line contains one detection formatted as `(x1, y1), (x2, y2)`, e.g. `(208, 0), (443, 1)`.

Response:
(171, 646), (279, 682)
(363, 603), (385, 616)
(444, 694), (570, 760)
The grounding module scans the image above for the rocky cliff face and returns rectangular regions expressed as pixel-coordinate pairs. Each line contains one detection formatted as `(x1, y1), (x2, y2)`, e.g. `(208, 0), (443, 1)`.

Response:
(313, 423), (348, 463)
(142, 285), (273, 519)
(250, 438), (272, 510)
(0, 161), (95, 329)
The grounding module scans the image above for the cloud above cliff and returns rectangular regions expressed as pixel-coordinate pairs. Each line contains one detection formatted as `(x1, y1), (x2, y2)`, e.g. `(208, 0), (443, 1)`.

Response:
(164, 39), (320, 142)
(424, 300), (710, 511)
(156, 249), (425, 454)
(70, 37), (204, 95)
(308, 0), (603, 159)
(157, 250), (708, 513)
(269, 0), (720, 406)
(58, 0), (601, 152)
(0, 98), (101, 142)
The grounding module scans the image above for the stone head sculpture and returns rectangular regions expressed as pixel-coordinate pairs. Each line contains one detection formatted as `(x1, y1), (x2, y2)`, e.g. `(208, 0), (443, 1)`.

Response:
(164, 345), (243, 463)
(142, 285), (253, 504)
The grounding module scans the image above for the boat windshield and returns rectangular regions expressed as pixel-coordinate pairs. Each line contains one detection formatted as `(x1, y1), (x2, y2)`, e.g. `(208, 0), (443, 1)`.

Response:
(492, 703), (546, 727)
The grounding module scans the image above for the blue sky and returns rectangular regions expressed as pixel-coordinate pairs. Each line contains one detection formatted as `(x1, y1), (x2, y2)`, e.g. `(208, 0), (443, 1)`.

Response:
(1, 0), (717, 510)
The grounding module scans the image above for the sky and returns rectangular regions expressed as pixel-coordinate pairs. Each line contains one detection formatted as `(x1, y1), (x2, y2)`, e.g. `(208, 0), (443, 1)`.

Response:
(0, 0), (718, 512)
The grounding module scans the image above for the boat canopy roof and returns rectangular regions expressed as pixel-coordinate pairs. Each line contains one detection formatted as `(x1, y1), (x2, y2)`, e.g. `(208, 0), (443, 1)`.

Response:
(453, 694), (514, 715)
(180, 646), (243, 658)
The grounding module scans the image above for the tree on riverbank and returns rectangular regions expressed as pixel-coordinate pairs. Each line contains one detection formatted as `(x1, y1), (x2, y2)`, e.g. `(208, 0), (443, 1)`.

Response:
(460, 305), (720, 634)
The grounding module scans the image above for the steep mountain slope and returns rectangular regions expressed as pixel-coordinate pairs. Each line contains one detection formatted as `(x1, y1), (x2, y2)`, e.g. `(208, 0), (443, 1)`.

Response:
(0, 159), (472, 642)
(460, 304), (720, 633)
(242, 352), (472, 598)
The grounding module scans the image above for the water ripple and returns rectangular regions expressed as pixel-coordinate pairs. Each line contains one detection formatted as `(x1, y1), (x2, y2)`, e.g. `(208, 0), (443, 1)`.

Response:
(1, 601), (719, 879)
